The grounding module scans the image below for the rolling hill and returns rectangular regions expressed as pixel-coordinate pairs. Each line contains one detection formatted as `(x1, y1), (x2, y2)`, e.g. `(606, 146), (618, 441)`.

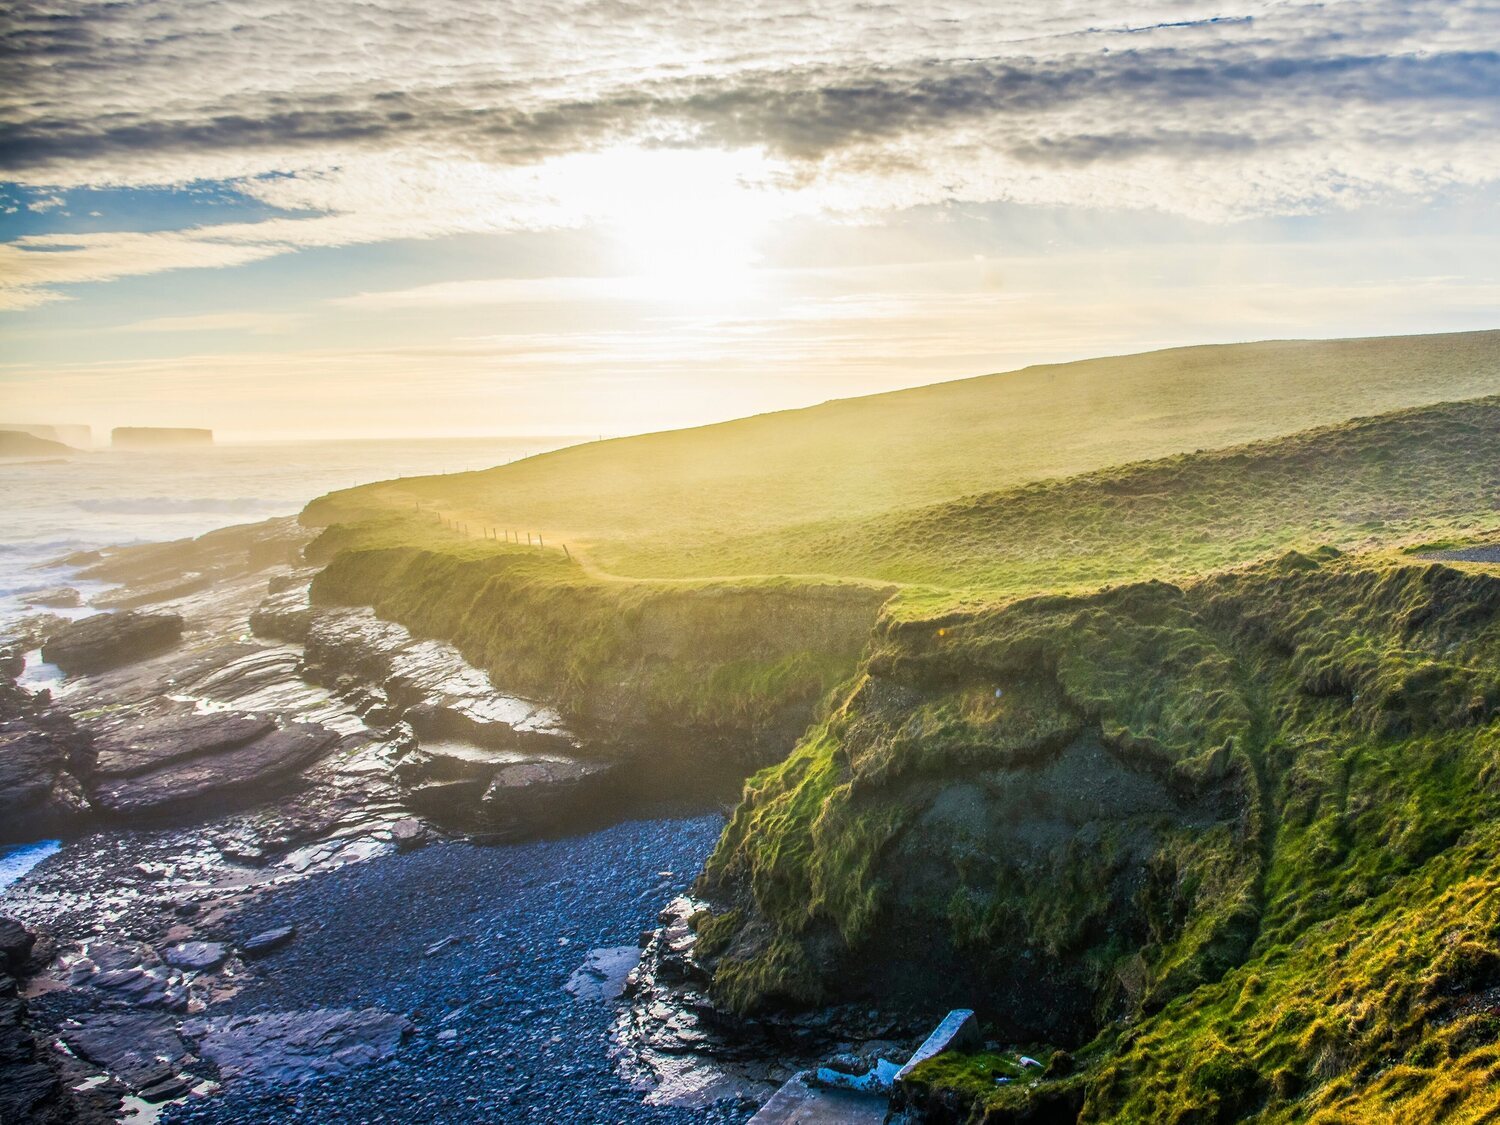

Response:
(308, 329), (1500, 583)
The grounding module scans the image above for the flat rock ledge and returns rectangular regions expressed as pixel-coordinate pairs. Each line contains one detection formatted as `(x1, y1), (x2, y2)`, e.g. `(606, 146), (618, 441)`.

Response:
(84, 707), (342, 817)
(405, 755), (620, 836)
(41, 611), (183, 674)
(181, 1007), (412, 1084)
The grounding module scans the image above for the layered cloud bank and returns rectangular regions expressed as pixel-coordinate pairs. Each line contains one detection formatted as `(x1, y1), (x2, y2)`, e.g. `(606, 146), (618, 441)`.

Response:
(3, 0), (1500, 309)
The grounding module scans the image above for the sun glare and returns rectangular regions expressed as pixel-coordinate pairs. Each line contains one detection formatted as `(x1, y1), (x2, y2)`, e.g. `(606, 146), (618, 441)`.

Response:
(546, 146), (789, 303)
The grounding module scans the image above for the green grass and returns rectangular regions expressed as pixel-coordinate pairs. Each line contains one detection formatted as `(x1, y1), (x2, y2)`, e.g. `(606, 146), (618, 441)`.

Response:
(627, 396), (1500, 607)
(306, 331), (1500, 584)
(709, 553), (1500, 1121)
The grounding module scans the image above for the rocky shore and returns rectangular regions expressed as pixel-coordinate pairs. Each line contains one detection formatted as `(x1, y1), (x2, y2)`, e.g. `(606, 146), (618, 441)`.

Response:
(0, 516), (824, 1123)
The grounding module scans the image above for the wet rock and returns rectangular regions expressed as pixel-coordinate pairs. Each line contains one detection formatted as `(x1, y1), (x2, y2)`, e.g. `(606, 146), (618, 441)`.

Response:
(58, 939), (194, 1009)
(20, 586), (82, 609)
(0, 917), (75, 1124)
(2, 613), (68, 653)
(389, 817), (429, 850)
(660, 898), (715, 982)
(181, 1007), (411, 1084)
(90, 721), (340, 816)
(0, 1056), (65, 1124)
(93, 572), (213, 610)
(40, 611), (183, 674)
(88, 709), (278, 778)
(0, 724), (78, 837)
(0, 916), (37, 972)
(136, 1071), (195, 1102)
(161, 941), (228, 971)
(300, 607), (575, 752)
(478, 757), (618, 835)
(405, 777), (489, 820)
(74, 517), (309, 594)
(265, 570), (318, 596)
(60, 1011), (194, 1091)
(0, 677), (90, 840)
(183, 647), (367, 737)
(566, 946), (643, 1002)
(241, 925), (296, 959)
(249, 585), (315, 643)
(376, 721), (418, 757)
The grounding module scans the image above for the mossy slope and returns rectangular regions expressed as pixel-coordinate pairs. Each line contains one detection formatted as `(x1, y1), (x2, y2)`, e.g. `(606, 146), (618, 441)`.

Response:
(699, 553), (1500, 1122)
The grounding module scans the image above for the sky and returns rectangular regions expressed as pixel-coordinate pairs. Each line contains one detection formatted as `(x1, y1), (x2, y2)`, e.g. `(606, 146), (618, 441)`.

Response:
(1, 0), (1499, 440)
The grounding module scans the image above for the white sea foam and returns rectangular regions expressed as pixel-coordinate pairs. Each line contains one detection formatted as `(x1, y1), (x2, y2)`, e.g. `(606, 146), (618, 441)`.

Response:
(0, 839), (62, 892)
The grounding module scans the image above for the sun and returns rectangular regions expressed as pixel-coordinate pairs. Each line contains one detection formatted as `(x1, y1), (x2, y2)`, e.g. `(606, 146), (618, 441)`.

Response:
(545, 146), (788, 303)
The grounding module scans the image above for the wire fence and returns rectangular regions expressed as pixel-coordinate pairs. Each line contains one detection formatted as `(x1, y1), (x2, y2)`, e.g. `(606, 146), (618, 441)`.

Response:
(414, 503), (572, 560)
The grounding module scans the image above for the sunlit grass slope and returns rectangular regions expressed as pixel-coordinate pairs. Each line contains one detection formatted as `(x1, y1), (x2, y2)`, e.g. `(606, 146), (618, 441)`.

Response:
(307, 330), (1500, 580)
(645, 395), (1500, 608)
(311, 394), (1500, 612)
(703, 551), (1500, 1122)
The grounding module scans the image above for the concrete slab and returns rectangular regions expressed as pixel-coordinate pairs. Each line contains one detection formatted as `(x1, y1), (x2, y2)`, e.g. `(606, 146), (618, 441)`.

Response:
(895, 1008), (979, 1081)
(747, 1072), (889, 1124)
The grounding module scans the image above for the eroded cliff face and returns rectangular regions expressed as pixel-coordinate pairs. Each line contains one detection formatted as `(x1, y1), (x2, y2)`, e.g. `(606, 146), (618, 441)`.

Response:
(694, 576), (1266, 1032)
(307, 529), (894, 774)
(692, 550), (1500, 1121)
(301, 516), (1500, 1121)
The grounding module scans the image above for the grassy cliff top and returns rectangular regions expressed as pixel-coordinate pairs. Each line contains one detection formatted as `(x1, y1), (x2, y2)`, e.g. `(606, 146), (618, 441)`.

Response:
(305, 330), (1500, 582)
(307, 391), (1500, 614)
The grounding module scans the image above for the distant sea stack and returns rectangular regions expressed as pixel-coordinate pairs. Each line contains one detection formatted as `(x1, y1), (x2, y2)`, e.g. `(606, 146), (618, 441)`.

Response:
(0, 423), (91, 449)
(111, 427), (214, 450)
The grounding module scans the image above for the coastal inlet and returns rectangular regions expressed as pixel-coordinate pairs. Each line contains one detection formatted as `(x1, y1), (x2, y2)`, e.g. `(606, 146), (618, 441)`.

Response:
(0, 516), (793, 1124)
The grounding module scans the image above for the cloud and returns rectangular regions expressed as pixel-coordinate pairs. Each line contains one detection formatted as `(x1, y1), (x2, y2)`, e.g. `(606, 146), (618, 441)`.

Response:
(0, 228), (287, 309)
(330, 276), (641, 309)
(114, 311), (303, 334)
(4, 0), (1500, 306)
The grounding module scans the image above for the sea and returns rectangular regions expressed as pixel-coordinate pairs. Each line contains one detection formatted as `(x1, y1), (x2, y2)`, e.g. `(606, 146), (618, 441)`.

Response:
(0, 436), (579, 882)
(0, 435), (580, 622)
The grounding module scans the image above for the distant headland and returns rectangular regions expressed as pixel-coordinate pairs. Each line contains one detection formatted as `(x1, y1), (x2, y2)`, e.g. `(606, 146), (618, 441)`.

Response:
(0, 430), (79, 458)
(0, 422), (91, 449)
(111, 427), (214, 450)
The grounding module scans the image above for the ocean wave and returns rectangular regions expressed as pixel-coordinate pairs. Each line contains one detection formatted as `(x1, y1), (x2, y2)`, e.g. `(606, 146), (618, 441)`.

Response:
(0, 539), (86, 557)
(71, 496), (277, 515)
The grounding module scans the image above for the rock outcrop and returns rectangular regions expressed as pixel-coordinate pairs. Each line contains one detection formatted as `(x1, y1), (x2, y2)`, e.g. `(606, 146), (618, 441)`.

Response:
(0, 650), (89, 841)
(81, 703), (342, 816)
(20, 587), (83, 609)
(0, 916), (77, 1125)
(40, 611), (183, 673)
(110, 426), (212, 449)
(0, 431), (77, 458)
(70, 516), (308, 606)
(181, 1007), (411, 1084)
(0, 423), (89, 448)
